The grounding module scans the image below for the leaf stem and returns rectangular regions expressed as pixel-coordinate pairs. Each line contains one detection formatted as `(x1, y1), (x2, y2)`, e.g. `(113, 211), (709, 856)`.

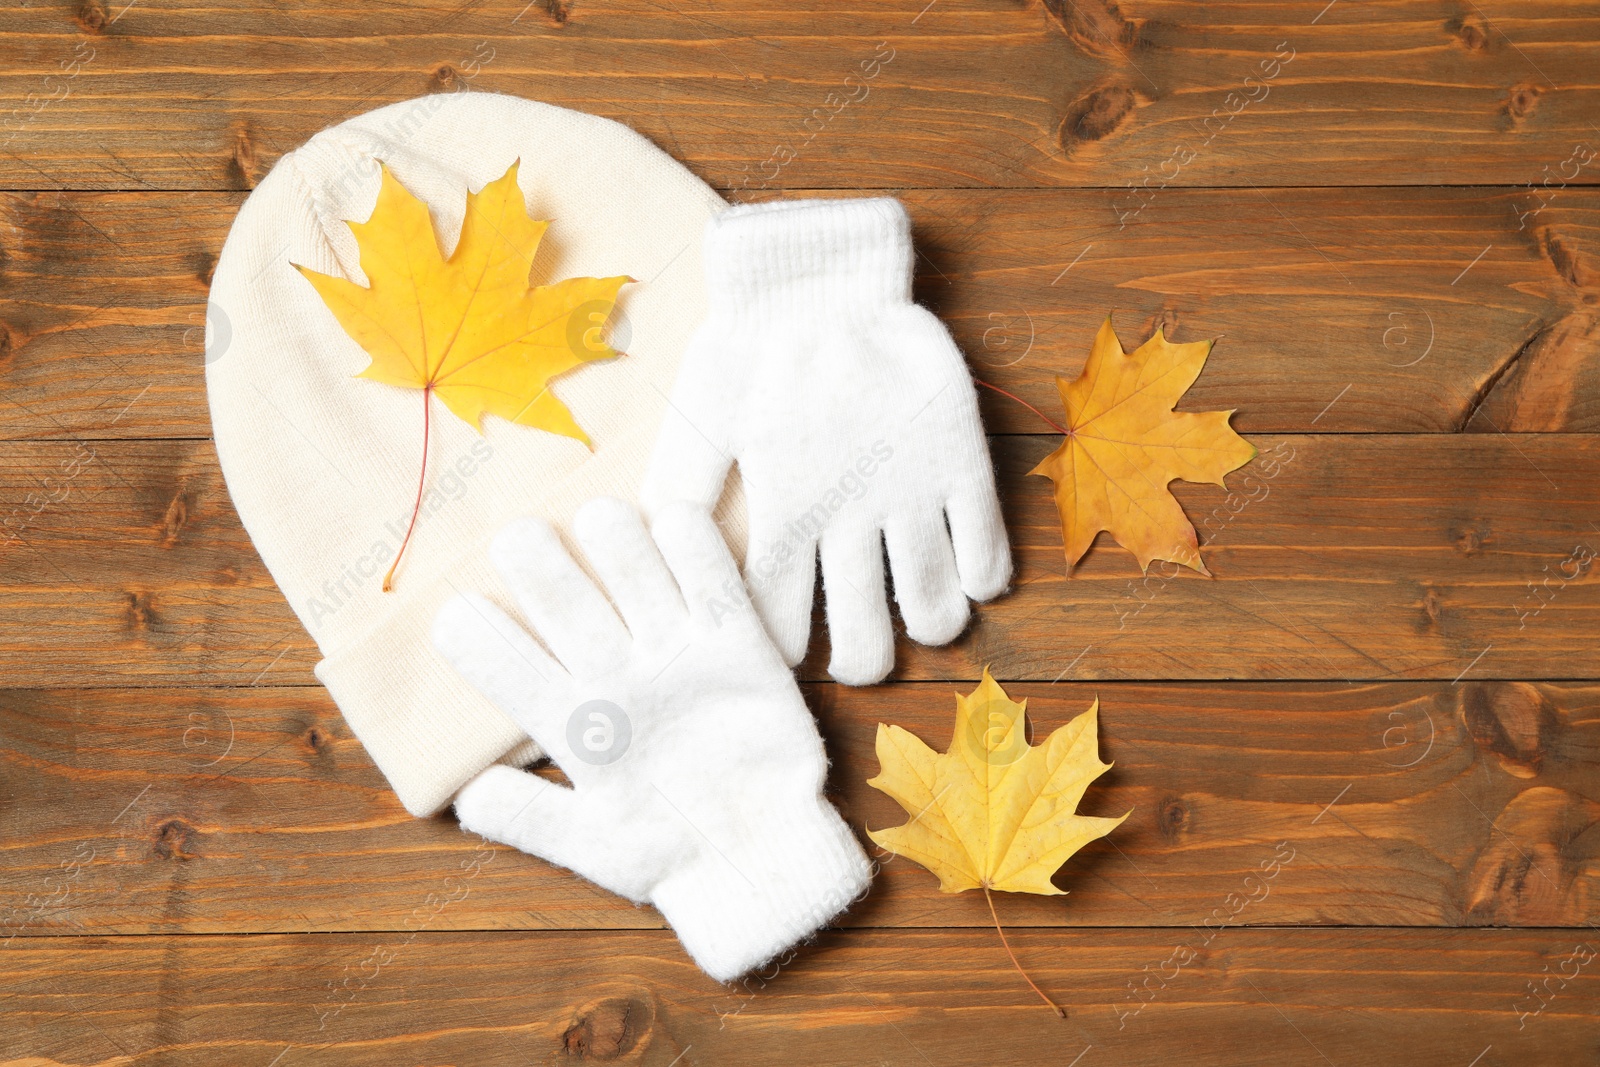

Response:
(973, 379), (1070, 436)
(383, 385), (431, 593)
(984, 885), (1066, 1018)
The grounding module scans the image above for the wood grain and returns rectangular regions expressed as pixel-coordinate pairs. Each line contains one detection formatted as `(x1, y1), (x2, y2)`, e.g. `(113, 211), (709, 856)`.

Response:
(1, 929), (1594, 1066)
(0, 434), (1595, 686)
(2, 0), (1599, 191)
(2, 680), (1596, 934)
(4, 187), (1599, 440)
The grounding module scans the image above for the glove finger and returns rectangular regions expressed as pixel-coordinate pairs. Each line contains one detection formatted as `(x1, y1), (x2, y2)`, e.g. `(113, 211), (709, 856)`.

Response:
(894, 306), (1012, 602)
(490, 516), (631, 679)
(884, 511), (970, 647)
(432, 592), (567, 751)
(742, 519), (818, 666)
(819, 523), (894, 685)
(650, 501), (746, 626)
(454, 766), (651, 903)
(946, 488), (1013, 602)
(574, 497), (688, 646)
(640, 332), (737, 515)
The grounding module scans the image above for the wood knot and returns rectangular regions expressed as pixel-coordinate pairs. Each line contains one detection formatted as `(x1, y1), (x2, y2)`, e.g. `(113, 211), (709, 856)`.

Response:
(124, 590), (156, 632)
(152, 819), (201, 861)
(1043, 0), (1136, 58)
(1464, 787), (1600, 924)
(1502, 83), (1541, 123)
(1451, 521), (1491, 555)
(1157, 796), (1188, 840)
(1459, 681), (1559, 778)
(1542, 231), (1595, 291)
(432, 64), (464, 91)
(1444, 15), (1488, 52)
(1058, 85), (1139, 154)
(191, 250), (217, 288)
(74, 0), (109, 33)
(0, 322), (12, 367)
(1417, 588), (1443, 631)
(159, 490), (191, 548)
(1463, 312), (1600, 432)
(227, 124), (260, 188)
(563, 994), (653, 1059)
(304, 725), (329, 754)
(543, 0), (572, 25)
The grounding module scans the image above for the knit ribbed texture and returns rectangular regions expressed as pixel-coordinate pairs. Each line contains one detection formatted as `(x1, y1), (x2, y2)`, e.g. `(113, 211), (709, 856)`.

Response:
(439, 499), (871, 983)
(205, 92), (742, 816)
(643, 197), (1011, 685)
(703, 197), (913, 317)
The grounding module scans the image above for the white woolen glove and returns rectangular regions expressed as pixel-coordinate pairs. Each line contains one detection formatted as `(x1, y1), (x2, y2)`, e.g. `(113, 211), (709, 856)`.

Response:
(642, 197), (1011, 686)
(432, 497), (871, 982)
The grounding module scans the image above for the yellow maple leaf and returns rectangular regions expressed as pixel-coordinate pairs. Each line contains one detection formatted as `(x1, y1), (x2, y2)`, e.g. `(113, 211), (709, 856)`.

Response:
(867, 669), (1128, 1015)
(295, 160), (629, 589)
(868, 668), (1128, 895)
(1029, 316), (1256, 576)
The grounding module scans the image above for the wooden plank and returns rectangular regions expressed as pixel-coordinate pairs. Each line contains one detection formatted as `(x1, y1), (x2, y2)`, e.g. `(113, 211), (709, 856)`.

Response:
(948, 432), (1600, 684)
(919, 189), (1600, 436)
(0, 434), (1596, 685)
(0, 190), (230, 442)
(3, 1), (1600, 191)
(4, 187), (1598, 440)
(2, 680), (1596, 933)
(0, 929), (1593, 1064)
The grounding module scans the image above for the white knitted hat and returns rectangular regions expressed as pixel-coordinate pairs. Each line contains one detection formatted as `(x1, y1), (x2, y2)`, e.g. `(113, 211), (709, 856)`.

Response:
(206, 92), (740, 816)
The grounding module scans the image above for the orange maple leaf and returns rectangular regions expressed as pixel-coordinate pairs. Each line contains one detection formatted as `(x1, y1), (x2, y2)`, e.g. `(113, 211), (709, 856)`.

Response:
(1024, 317), (1256, 575)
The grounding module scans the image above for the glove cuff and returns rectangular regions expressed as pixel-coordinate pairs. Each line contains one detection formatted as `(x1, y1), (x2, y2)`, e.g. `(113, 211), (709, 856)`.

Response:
(702, 197), (913, 317)
(651, 793), (872, 982)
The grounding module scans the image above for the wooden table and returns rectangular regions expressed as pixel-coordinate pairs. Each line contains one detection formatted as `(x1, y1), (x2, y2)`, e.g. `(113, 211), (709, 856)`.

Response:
(3, 2), (1599, 1063)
